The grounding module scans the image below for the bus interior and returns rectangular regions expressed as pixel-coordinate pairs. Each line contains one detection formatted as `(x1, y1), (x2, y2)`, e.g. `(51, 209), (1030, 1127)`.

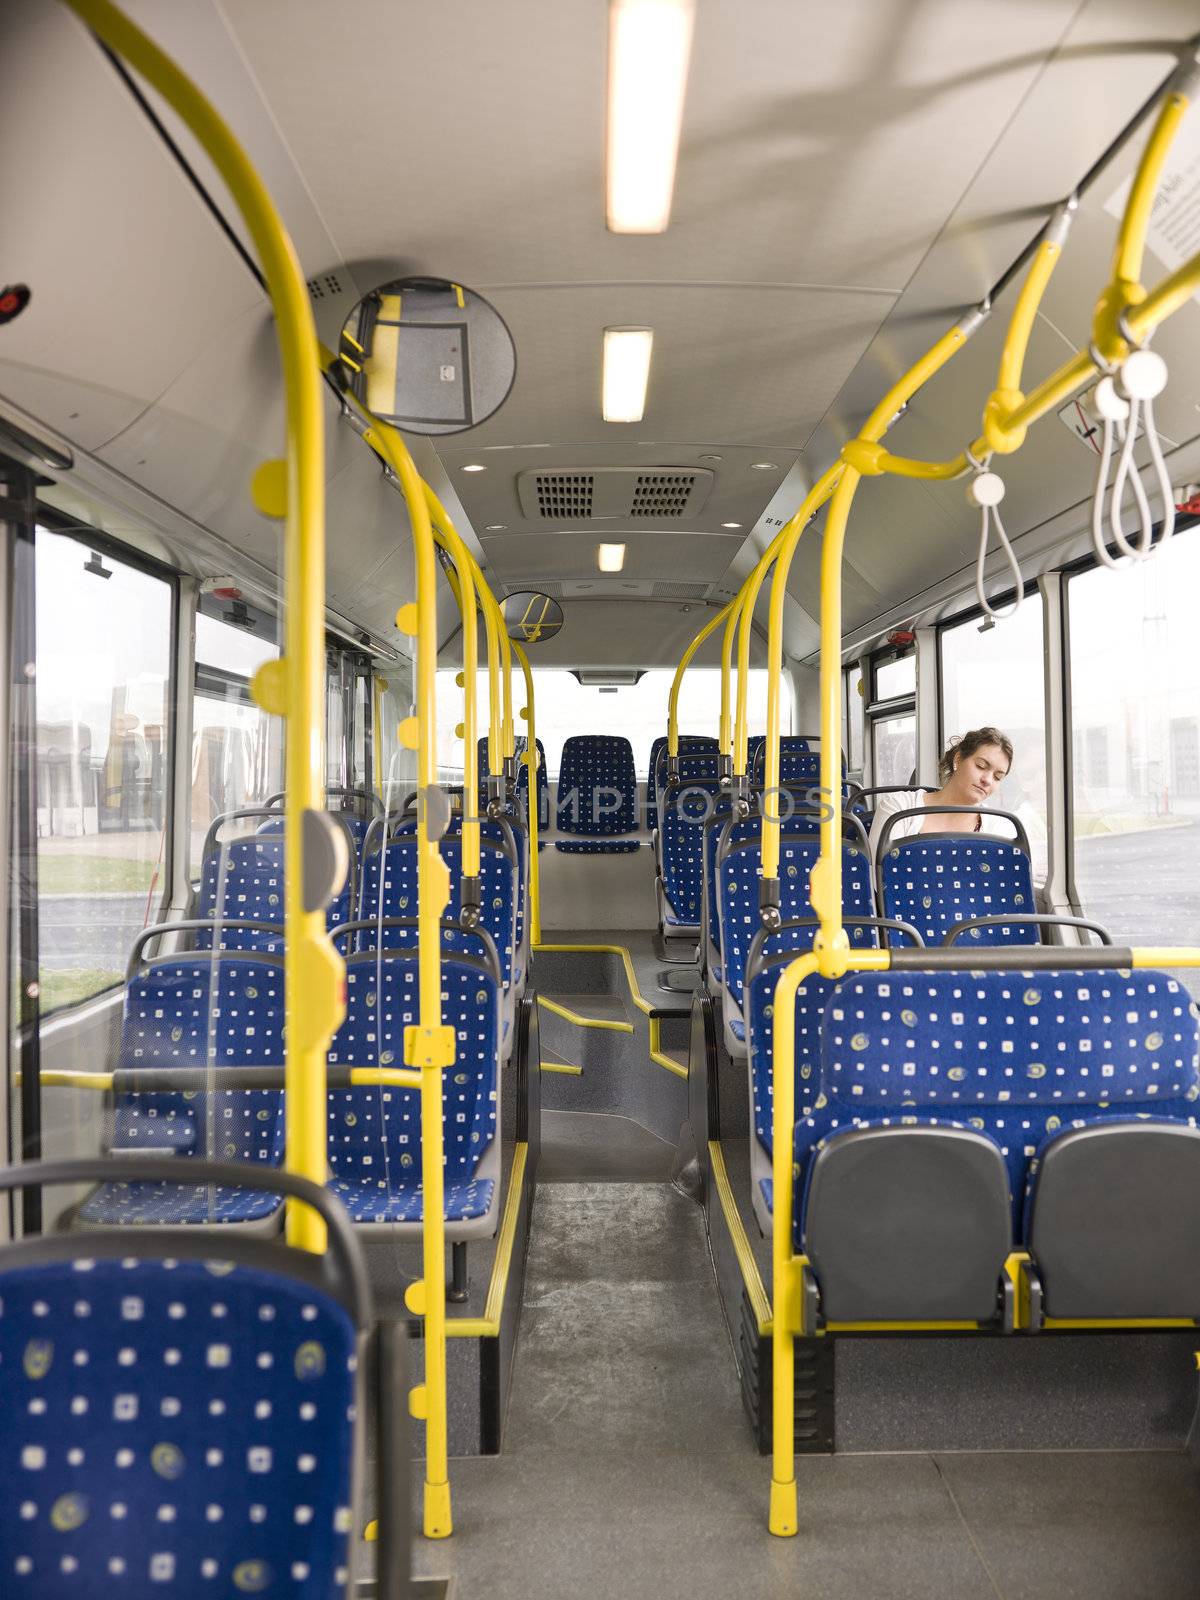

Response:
(5, 3), (1200, 1597)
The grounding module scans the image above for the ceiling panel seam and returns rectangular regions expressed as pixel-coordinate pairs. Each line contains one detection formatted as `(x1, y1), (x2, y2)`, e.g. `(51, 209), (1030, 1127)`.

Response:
(474, 280), (903, 297)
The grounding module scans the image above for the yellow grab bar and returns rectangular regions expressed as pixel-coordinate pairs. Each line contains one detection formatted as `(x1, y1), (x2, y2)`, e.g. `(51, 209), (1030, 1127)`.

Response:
(512, 639), (542, 943)
(667, 600), (735, 760)
(59, 0), (344, 1257)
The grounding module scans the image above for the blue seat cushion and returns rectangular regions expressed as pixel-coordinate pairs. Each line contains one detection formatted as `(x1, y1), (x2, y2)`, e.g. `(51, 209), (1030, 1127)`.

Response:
(328, 1176), (495, 1224)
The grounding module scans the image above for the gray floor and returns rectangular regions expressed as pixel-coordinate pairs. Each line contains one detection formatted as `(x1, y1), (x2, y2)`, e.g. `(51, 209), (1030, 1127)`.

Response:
(539, 1108), (675, 1183)
(412, 1174), (1200, 1600)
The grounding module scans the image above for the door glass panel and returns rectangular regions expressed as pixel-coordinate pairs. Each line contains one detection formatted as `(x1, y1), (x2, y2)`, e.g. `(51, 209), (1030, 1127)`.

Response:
(34, 529), (173, 1012)
(871, 712), (916, 788)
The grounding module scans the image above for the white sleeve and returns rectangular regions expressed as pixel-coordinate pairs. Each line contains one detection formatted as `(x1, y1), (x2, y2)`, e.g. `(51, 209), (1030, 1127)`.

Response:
(868, 791), (920, 857)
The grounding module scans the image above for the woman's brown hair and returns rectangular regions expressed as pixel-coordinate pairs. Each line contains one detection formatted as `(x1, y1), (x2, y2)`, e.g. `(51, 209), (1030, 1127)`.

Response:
(939, 726), (1014, 785)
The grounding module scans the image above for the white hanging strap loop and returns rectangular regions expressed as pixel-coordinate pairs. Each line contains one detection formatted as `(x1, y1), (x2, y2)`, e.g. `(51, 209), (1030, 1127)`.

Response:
(965, 450), (1022, 620)
(1091, 316), (1174, 568)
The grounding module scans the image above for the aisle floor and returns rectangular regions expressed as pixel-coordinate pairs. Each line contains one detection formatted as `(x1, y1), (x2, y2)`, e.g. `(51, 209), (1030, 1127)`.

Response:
(414, 1177), (1200, 1600)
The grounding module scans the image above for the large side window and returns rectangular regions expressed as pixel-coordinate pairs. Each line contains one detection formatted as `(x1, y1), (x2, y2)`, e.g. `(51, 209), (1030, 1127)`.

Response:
(1068, 536), (1200, 945)
(34, 527), (174, 1012)
(866, 643), (915, 786)
(845, 663), (864, 774)
(190, 602), (282, 870)
(939, 595), (1047, 877)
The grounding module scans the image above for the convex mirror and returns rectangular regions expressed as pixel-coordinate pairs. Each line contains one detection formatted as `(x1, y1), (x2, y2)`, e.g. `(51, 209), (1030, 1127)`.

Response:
(503, 591), (564, 644)
(337, 276), (515, 435)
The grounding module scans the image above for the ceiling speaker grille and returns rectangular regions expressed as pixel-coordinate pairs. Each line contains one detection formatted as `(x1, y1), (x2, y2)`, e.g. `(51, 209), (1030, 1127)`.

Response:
(535, 473), (594, 519)
(631, 473), (696, 518)
(306, 273), (344, 300)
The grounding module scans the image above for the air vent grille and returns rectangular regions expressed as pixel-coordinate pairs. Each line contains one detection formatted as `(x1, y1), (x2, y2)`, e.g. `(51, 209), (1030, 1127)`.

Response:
(516, 466), (713, 524)
(631, 473), (696, 518)
(651, 581), (709, 600)
(306, 273), (344, 300)
(535, 473), (594, 519)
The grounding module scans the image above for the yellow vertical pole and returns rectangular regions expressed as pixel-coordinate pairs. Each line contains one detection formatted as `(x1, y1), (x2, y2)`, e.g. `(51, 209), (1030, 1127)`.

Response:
(425, 488), (504, 788)
(355, 420), (455, 1540)
(58, 0), (344, 1256)
(719, 594), (744, 775)
(512, 640), (542, 943)
(433, 531), (480, 877)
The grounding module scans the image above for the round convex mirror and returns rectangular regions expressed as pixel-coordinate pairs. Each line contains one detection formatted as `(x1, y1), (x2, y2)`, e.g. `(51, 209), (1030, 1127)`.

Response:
(503, 591), (564, 644)
(336, 276), (516, 435)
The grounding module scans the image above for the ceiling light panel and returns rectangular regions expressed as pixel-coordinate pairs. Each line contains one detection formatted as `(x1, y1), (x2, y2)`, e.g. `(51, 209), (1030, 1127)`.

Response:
(598, 542), (627, 572)
(606, 0), (695, 234)
(602, 328), (654, 423)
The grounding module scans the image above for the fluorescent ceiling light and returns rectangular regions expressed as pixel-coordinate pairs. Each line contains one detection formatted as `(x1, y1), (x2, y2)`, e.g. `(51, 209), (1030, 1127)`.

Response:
(462, 463), (487, 473)
(598, 543), (627, 573)
(721, 521), (742, 529)
(602, 327), (653, 422)
(606, 0), (695, 233)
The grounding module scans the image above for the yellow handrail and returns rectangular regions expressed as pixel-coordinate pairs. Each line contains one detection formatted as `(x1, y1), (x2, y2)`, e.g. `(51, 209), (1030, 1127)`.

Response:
(719, 593), (744, 768)
(430, 526), (480, 879)
(336, 395), (455, 1540)
(372, 675), (387, 795)
(58, 0), (343, 1258)
(667, 601), (735, 759)
(512, 638), (542, 943)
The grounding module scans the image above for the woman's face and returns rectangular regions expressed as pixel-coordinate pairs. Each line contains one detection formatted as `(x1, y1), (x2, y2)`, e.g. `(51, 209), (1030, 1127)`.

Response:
(951, 742), (1010, 805)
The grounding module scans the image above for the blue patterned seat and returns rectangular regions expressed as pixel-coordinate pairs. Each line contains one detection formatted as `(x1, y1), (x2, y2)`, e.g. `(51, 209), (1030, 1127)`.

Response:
(513, 736), (549, 841)
(197, 822), (353, 952)
(701, 807), (754, 981)
(716, 835), (876, 1041)
(877, 820), (1037, 947)
(554, 734), (641, 854)
(359, 830), (516, 1002)
(648, 734), (720, 832)
(78, 952), (286, 1227)
(809, 968), (1200, 1244)
(326, 951), (502, 1235)
(0, 1164), (366, 1599)
(659, 775), (723, 931)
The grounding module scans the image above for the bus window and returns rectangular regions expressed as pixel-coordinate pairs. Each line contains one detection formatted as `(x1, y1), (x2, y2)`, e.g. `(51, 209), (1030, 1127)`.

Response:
(1069, 535), (1200, 949)
(845, 664), (864, 774)
(190, 606), (282, 872)
(870, 710), (916, 787)
(33, 528), (174, 1013)
(939, 595), (1047, 878)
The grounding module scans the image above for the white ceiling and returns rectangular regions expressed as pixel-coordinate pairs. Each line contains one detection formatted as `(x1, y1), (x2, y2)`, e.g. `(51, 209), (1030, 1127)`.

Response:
(4, 0), (1200, 664)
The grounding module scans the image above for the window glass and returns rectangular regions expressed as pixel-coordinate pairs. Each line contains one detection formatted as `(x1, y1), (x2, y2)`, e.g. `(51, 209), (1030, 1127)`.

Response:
(375, 659), (417, 808)
(326, 650), (348, 790)
(437, 667), (792, 780)
(873, 652), (915, 702)
(846, 664), (864, 773)
(940, 597), (1047, 877)
(353, 666), (368, 790)
(190, 609), (282, 870)
(1069, 539), (1200, 952)
(34, 529), (173, 1011)
(872, 712), (916, 788)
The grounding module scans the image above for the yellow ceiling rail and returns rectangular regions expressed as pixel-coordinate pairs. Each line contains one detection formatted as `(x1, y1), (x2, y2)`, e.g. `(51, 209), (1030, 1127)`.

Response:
(512, 638), (542, 944)
(667, 600), (735, 761)
(58, 0), (343, 1261)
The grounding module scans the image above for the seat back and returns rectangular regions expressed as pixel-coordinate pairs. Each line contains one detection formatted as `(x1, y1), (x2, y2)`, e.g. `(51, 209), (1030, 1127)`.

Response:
(327, 951), (501, 1192)
(198, 814), (355, 949)
(0, 1161), (366, 1599)
(555, 733), (639, 850)
(659, 777), (723, 926)
(877, 818), (1037, 946)
(648, 734), (720, 830)
(820, 967), (1200, 1229)
(717, 834), (875, 1010)
(358, 830), (516, 990)
(513, 736), (549, 831)
(116, 952), (286, 1167)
